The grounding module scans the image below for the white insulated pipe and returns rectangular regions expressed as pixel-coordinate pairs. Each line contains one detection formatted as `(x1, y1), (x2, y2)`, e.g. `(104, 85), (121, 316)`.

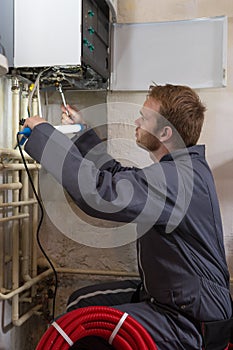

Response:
(0, 267), (139, 302)
(0, 269), (53, 300)
(31, 170), (39, 298)
(32, 170), (39, 279)
(0, 180), (4, 288)
(32, 96), (38, 117)
(55, 267), (139, 277)
(28, 111), (39, 246)
(0, 213), (29, 223)
(12, 163), (20, 323)
(0, 79), (42, 326)
(0, 199), (37, 208)
(0, 182), (22, 190)
(11, 76), (22, 324)
(0, 163), (40, 171)
(20, 83), (29, 121)
(0, 143), (40, 324)
(21, 170), (31, 281)
(0, 148), (32, 159)
(13, 304), (43, 327)
(11, 77), (20, 148)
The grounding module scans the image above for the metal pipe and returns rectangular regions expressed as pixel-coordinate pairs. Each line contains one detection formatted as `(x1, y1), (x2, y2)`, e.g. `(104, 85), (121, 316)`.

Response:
(37, 257), (139, 278)
(0, 287), (10, 293)
(32, 170), (39, 279)
(20, 83), (29, 121)
(0, 266), (139, 301)
(0, 199), (37, 208)
(0, 148), (32, 159)
(0, 269), (53, 300)
(56, 267), (139, 278)
(12, 304), (42, 327)
(0, 80), (42, 326)
(12, 162), (20, 323)
(0, 173), (4, 288)
(32, 95), (38, 116)
(1, 78), (13, 148)
(11, 77), (20, 148)
(19, 297), (32, 303)
(21, 170), (31, 281)
(0, 213), (29, 223)
(18, 290), (32, 302)
(0, 163), (41, 171)
(0, 182), (22, 190)
(31, 170), (39, 297)
(0, 226), (4, 288)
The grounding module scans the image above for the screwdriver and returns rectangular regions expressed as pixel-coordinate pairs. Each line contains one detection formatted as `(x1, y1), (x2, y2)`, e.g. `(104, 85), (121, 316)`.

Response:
(57, 83), (69, 116)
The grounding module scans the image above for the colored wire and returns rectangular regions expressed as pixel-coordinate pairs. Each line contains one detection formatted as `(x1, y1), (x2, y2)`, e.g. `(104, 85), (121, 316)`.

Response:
(36, 306), (158, 350)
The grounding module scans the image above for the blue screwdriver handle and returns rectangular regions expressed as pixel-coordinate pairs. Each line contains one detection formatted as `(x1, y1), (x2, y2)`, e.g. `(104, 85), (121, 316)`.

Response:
(18, 127), (32, 137)
(18, 127), (32, 145)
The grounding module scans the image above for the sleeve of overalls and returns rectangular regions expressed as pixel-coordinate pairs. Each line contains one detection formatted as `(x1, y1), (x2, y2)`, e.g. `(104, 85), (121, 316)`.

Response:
(24, 123), (173, 226)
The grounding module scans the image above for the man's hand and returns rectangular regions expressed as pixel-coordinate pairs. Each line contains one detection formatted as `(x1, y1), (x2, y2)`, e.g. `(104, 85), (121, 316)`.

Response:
(23, 116), (48, 130)
(61, 104), (86, 126)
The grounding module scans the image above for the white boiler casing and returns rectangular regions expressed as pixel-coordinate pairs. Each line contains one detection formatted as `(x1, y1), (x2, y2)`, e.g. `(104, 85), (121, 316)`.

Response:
(0, 0), (82, 68)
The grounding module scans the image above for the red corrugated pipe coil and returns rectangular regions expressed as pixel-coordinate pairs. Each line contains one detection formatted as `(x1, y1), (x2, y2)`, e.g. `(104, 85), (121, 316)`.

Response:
(36, 306), (158, 350)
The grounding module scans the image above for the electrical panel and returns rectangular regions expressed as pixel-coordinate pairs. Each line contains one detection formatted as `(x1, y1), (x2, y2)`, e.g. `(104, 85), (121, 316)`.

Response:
(0, 0), (110, 88)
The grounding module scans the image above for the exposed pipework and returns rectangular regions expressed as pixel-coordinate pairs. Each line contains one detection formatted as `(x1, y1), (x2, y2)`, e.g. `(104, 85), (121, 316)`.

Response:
(0, 79), (139, 328)
(0, 79), (47, 326)
(0, 148), (45, 326)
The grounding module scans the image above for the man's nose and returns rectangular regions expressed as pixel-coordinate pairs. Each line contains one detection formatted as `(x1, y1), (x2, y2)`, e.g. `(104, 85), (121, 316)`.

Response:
(135, 118), (140, 126)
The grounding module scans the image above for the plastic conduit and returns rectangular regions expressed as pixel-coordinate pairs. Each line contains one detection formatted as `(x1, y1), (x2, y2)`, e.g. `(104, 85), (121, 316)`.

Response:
(36, 306), (158, 350)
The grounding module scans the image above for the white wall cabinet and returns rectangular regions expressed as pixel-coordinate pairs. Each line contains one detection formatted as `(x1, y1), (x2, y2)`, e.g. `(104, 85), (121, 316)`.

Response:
(110, 16), (227, 90)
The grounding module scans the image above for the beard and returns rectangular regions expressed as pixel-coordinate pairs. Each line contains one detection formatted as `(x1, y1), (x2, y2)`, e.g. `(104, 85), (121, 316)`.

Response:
(136, 128), (161, 152)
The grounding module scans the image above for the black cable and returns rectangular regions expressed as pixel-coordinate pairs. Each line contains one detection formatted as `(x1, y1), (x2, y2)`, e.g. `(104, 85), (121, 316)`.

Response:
(16, 133), (58, 321)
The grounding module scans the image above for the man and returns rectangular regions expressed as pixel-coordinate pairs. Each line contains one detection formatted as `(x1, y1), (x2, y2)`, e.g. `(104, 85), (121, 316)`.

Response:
(24, 84), (232, 349)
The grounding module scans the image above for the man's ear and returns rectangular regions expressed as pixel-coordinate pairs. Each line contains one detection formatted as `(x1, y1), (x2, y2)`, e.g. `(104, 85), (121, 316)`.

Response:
(159, 126), (173, 142)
